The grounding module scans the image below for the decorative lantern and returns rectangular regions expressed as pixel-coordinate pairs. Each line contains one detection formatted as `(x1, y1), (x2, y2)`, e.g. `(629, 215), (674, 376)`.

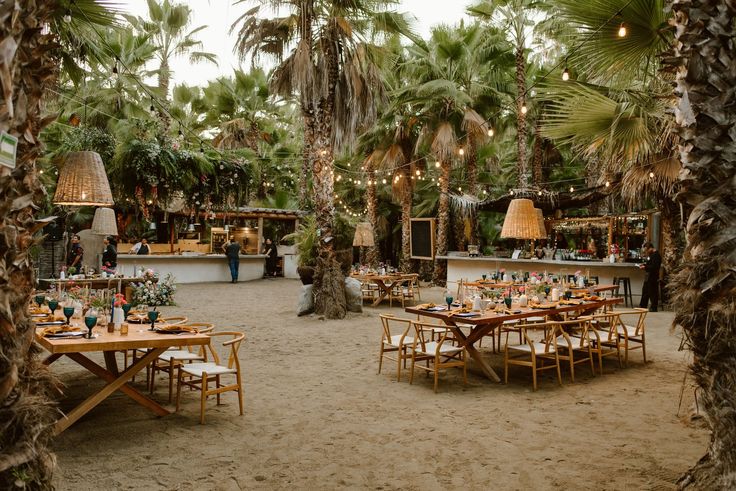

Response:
(500, 199), (540, 240)
(53, 151), (113, 206)
(90, 207), (118, 236)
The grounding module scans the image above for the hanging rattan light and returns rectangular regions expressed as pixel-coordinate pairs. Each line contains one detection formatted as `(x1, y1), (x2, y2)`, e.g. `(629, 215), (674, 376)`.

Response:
(53, 151), (114, 206)
(500, 198), (539, 239)
(535, 208), (547, 240)
(353, 222), (375, 247)
(91, 207), (118, 236)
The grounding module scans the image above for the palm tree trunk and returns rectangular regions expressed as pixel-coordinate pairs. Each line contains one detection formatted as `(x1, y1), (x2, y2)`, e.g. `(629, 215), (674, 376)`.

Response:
(667, 1), (736, 488)
(311, 22), (346, 320)
(531, 119), (543, 186)
(0, 3), (59, 488)
(157, 58), (172, 133)
(398, 169), (412, 272)
(515, 45), (528, 188)
(432, 161), (451, 286)
(467, 142), (479, 246)
(365, 166), (379, 267)
(299, 106), (314, 209)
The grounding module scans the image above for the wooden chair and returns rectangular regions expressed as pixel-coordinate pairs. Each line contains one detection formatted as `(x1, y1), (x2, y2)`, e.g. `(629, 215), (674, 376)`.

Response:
(615, 308), (648, 365)
(149, 323), (215, 402)
(360, 281), (377, 304)
(158, 316), (188, 325)
(587, 312), (623, 373)
(388, 276), (413, 307)
(504, 321), (563, 391)
(175, 331), (245, 424)
(554, 317), (596, 382)
(409, 321), (467, 393)
(400, 275), (419, 306)
(378, 314), (414, 382)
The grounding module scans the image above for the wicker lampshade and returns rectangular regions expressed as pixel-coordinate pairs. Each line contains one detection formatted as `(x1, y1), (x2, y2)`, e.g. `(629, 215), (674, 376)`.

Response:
(353, 222), (375, 247)
(535, 208), (547, 239)
(53, 151), (114, 206)
(91, 207), (118, 236)
(500, 198), (540, 239)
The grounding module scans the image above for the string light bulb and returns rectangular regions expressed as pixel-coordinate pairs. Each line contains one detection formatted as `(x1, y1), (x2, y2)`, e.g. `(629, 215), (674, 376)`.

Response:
(487, 128), (494, 137)
(458, 148), (465, 156)
(521, 104), (528, 115)
(618, 23), (627, 37)
(63, 9), (72, 23)
(649, 171), (655, 178)
(562, 68), (570, 81)
(605, 180), (610, 187)
(569, 186), (574, 193)
(435, 161), (441, 168)
(415, 170), (421, 176)
(382, 178), (387, 184)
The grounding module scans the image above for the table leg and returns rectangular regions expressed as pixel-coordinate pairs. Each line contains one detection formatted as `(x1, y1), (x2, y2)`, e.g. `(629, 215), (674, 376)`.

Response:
(43, 353), (63, 366)
(103, 351), (119, 376)
(446, 323), (501, 383)
(56, 348), (168, 434)
(372, 280), (392, 307)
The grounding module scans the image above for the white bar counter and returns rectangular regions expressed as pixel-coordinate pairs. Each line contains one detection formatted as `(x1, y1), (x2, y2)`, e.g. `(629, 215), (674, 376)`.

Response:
(117, 254), (267, 283)
(438, 254), (645, 301)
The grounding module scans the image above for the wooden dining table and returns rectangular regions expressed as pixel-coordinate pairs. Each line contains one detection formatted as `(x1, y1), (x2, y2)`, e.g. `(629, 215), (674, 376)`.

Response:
(36, 322), (209, 434)
(405, 297), (622, 383)
(353, 273), (413, 307)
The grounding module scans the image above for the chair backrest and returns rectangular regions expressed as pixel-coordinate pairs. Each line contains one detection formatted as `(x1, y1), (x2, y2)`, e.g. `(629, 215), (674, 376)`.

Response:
(556, 316), (593, 348)
(205, 331), (245, 370)
(379, 314), (412, 344)
(591, 312), (621, 340)
(625, 308), (648, 335)
(176, 323), (215, 354)
(161, 316), (188, 325)
(411, 320), (452, 354)
(512, 321), (560, 354)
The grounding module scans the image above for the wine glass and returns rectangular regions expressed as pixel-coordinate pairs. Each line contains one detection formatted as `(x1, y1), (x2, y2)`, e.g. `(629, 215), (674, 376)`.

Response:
(504, 296), (513, 309)
(48, 299), (59, 317)
(148, 310), (159, 331)
(84, 313), (97, 339)
(445, 292), (454, 311)
(35, 294), (45, 309)
(63, 306), (74, 325)
(481, 274), (487, 281)
(122, 303), (132, 319)
(564, 290), (572, 301)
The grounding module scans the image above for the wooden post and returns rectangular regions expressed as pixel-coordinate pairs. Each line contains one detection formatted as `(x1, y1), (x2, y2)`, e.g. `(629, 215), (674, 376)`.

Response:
(607, 217), (613, 257)
(169, 220), (175, 254)
(257, 217), (264, 254)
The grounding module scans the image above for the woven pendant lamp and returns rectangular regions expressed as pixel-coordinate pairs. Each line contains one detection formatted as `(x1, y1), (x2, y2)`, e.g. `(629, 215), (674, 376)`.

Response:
(353, 222), (375, 247)
(500, 198), (540, 239)
(91, 207), (118, 236)
(53, 151), (114, 206)
(535, 208), (547, 239)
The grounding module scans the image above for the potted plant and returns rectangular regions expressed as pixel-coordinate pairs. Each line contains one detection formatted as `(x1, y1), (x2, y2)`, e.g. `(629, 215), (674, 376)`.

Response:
(283, 215), (317, 285)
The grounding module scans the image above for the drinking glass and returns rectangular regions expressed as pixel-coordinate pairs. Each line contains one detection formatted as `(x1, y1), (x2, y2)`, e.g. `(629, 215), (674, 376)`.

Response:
(84, 315), (97, 339)
(564, 291), (572, 300)
(63, 306), (74, 325)
(148, 310), (159, 331)
(504, 297), (512, 309)
(48, 299), (59, 317)
(445, 294), (454, 311)
(481, 274), (487, 281)
(35, 295), (45, 308)
(122, 303), (132, 319)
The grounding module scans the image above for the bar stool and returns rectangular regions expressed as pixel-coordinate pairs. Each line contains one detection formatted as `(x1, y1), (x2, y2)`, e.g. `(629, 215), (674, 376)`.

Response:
(613, 277), (633, 307)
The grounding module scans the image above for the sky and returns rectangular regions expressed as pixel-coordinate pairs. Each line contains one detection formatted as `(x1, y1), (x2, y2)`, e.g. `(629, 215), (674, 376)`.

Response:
(119, 0), (472, 88)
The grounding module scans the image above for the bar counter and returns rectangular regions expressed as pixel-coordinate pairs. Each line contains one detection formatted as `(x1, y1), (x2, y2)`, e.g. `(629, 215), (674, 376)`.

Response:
(117, 254), (267, 284)
(438, 254), (645, 302)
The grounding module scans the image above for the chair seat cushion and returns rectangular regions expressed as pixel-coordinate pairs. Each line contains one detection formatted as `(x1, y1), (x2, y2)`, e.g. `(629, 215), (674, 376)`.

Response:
(617, 324), (641, 337)
(503, 320), (519, 325)
(414, 342), (463, 356)
(180, 362), (236, 377)
(523, 317), (547, 323)
(159, 350), (204, 362)
(508, 342), (556, 353)
(557, 335), (591, 349)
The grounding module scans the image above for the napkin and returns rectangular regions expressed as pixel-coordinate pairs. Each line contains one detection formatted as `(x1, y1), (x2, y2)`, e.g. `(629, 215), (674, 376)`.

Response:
(416, 303), (437, 310)
(41, 325), (82, 337)
(447, 308), (472, 317)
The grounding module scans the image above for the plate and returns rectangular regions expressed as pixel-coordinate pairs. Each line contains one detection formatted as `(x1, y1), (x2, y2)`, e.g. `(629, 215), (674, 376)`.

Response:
(453, 312), (480, 318)
(35, 320), (66, 327)
(423, 306), (447, 312)
(45, 331), (86, 339)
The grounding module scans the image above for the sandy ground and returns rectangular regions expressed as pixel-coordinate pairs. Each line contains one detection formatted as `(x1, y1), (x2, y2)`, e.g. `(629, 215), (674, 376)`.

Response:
(50, 279), (708, 490)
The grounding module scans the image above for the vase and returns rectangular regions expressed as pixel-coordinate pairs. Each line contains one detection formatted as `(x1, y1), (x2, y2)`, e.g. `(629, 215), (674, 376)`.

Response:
(113, 307), (124, 330)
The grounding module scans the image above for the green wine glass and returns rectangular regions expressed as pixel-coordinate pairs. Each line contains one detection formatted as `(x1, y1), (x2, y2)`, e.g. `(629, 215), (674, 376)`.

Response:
(122, 303), (132, 319)
(504, 297), (513, 309)
(84, 315), (97, 339)
(445, 294), (454, 311)
(148, 310), (159, 331)
(35, 295), (45, 309)
(48, 299), (59, 317)
(63, 306), (74, 325)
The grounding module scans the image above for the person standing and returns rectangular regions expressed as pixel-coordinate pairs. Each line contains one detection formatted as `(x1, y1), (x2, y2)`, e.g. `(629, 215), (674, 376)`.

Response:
(66, 234), (84, 271)
(137, 238), (151, 255)
(264, 238), (278, 277)
(102, 236), (117, 273)
(223, 237), (243, 283)
(638, 242), (662, 312)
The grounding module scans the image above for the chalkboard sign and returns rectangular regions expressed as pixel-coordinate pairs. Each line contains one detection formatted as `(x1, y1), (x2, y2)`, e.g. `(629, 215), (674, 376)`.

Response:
(410, 218), (436, 260)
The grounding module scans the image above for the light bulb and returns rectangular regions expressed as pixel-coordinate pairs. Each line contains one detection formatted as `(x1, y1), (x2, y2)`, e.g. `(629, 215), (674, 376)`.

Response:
(458, 187), (462, 192)
(538, 190), (542, 196)
(382, 178), (387, 184)
(569, 186), (574, 193)
(336, 175), (341, 181)
(320, 149), (327, 156)
(649, 171), (655, 178)
(415, 170), (421, 176)
(63, 9), (72, 23)
(487, 128), (494, 137)
(562, 68), (570, 81)
(435, 161), (441, 168)
(458, 148), (465, 156)
(521, 104), (528, 115)
(530, 89), (537, 97)
(356, 180), (361, 185)
(618, 23), (627, 37)
(605, 180), (610, 187)
(509, 190), (514, 195)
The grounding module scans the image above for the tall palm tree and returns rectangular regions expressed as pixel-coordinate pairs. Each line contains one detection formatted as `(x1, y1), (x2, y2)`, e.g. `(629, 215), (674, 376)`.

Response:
(124, 0), (217, 129)
(233, 0), (412, 318)
(0, 3), (116, 488)
(666, 1), (736, 487)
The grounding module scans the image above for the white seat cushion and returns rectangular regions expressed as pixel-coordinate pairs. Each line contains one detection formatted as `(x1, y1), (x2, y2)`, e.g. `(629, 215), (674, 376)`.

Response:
(557, 335), (590, 349)
(617, 325), (641, 337)
(503, 320), (519, 325)
(523, 317), (546, 323)
(414, 342), (462, 356)
(159, 350), (204, 362)
(508, 342), (556, 354)
(180, 362), (236, 377)
(385, 335), (414, 347)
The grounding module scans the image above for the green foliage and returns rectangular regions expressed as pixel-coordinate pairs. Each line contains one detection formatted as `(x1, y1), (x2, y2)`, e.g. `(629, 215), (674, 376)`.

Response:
(283, 215), (318, 268)
(59, 126), (117, 166)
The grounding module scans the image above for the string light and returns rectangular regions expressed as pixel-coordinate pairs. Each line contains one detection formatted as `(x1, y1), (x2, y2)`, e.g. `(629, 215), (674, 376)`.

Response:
(336, 175), (342, 181)
(63, 9), (72, 23)
(382, 178), (387, 184)
(487, 128), (494, 137)
(605, 180), (610, 187)
(415, 170), (421, 176)
(569, 186), (574, 192)
(562, 68), (570, 81)
(521, 104), (528, 115)
(458, 148), (465, 156)
(509, 190), (514, 195)
(618, 23), (627, 37)
(435, 161), (441, 168)
(649, 171), (655, 178)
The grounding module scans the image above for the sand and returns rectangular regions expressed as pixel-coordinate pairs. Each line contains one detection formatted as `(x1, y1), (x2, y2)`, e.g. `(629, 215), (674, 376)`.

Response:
(50, 279), (708, 490)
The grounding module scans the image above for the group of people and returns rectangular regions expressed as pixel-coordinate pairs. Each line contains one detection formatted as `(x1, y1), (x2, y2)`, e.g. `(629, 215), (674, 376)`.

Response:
(223, 237), (278, 283)
(65, 234), (151, 275)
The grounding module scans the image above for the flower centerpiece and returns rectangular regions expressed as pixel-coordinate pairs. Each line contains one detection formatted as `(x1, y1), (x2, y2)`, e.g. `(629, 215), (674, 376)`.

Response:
(132, 272), (177, 307)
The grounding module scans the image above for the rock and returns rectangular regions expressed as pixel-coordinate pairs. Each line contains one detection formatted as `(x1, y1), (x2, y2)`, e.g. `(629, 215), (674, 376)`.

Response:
(345, 277), (363, 313)
(296, 284), (314, 316)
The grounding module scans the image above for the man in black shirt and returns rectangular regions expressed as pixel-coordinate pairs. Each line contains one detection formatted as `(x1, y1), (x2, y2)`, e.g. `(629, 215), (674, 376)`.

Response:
(638, 242), (662, 312)
(223, 238), (243, 283)
(67, 234), (83, 271)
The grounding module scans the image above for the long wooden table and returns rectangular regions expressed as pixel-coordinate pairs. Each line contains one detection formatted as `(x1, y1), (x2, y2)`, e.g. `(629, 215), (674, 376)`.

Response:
(353, 274), (414, 307)
(405, 297), (622, 383)
(36, 324), (209, 434)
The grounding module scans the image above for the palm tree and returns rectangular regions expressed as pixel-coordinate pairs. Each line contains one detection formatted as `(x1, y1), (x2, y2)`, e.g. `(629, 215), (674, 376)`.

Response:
(233, 0), (412, 318)
(124, 0), (217, 129)
(0, 3), (116, 487)
(666, 1), (736, 487)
